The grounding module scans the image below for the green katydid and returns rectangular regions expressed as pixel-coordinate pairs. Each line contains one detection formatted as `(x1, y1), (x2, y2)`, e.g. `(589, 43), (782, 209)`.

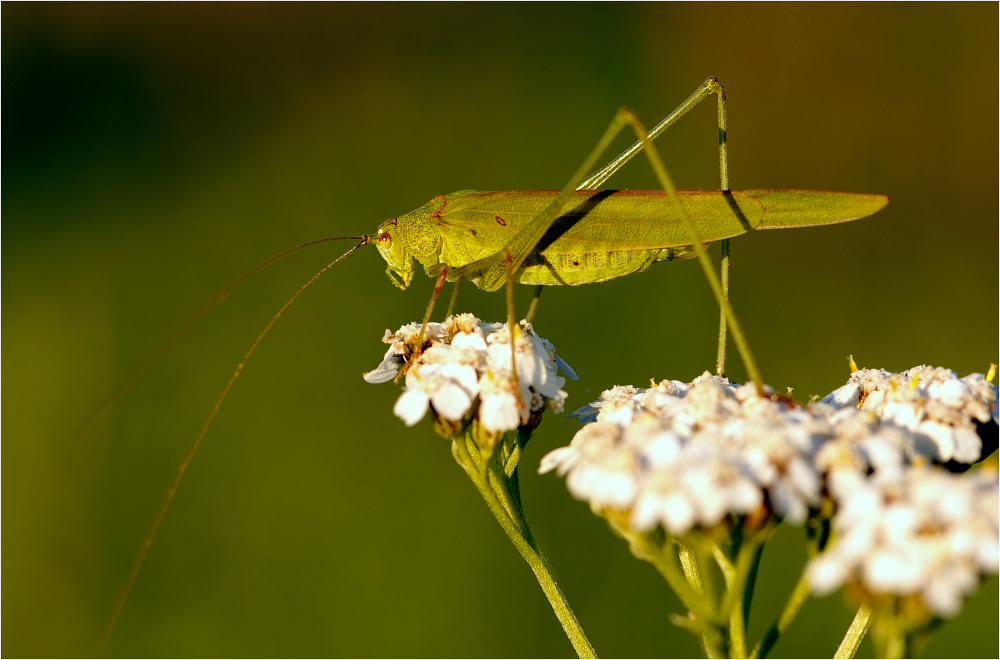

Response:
(93, 76), (888, 652)
(368, 76), (885, 392)
(372, 187), (888, 293)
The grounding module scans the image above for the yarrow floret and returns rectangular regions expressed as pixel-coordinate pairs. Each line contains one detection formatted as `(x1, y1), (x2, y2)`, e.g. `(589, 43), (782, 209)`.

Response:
(540, 373), (829, 535)
(822, 365), (998, 465)
(364, 314), (577, 435)
(806, 365), (1000, 619)
(543, 364), (998, 625)
(807, 465), (999, 618)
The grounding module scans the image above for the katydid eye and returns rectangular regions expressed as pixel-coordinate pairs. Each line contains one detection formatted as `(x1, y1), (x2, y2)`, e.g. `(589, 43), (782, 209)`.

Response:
(379, 232), (391, 245)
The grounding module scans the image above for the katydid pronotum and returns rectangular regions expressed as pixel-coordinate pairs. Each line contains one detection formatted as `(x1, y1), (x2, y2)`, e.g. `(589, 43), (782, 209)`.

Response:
(93, 76), (888, 652)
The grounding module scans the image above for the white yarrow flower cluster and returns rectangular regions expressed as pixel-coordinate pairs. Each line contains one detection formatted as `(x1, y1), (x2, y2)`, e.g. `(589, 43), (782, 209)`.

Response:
(806, 366), (1000, 618)
(822, 365), (998, 465)
(807, 465), (999, 618)
(539, 373), (828, 535)
(364, 314), (576, 434)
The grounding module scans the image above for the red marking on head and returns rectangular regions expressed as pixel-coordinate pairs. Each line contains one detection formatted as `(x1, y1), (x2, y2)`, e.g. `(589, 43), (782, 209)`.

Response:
(495, 216), (507, 226)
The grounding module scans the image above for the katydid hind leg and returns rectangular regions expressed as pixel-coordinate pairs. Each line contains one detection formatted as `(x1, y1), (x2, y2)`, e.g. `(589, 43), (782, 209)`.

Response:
(577, 76), (728, 191)
(572, 75), (735, 376)
(616, 110), (765, 393)
(714, 82), (731, 376)
(451, 107), (662, 288)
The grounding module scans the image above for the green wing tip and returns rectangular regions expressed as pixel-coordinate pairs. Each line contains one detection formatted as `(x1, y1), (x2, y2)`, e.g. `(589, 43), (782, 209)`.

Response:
(750, 189), (891, 229)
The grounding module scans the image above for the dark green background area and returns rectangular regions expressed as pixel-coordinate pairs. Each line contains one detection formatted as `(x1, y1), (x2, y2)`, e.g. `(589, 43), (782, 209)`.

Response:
(3, 3), (997, 657)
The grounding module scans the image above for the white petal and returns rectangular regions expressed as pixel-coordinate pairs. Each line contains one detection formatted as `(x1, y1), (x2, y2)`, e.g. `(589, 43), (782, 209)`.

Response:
(915, 421), (956, 461)
(363, 348), (403, 384)
(393, 390), (430, 426)
(451, 332), (488, 352)
(554, 354), (578, 380)
(951, 427), (983, 464)
(480, 392), (521, 433)
(923, 566), (976, 617)
(807, 554), (849, 595)
(976, 536), (1000, 571)
(928, 378), (968, 407)
(881, 401), (918, 428)
(660, 493), (697, 536)
(862, 389), (886, 414)
(822, 383), (860, 409)
(538, 446), (577, 475)
(569, 403), (601, 424)
(440, 363), (480, 398)
(642, 433), (682, 467)
(863, 549), (923, 593)
(729, 480), (764, 515)
(431, 383), (473, 421)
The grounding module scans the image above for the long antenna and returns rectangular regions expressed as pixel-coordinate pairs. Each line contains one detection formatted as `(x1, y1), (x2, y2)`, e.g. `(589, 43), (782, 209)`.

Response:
(95, 237), (371, 654)
(75, 236), (369, 443)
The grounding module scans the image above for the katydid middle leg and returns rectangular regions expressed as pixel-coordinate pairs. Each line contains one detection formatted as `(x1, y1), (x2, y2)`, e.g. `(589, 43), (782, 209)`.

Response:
(577, 76), (733, 376)
(444, 279), (462, 319)
(524, 285), (545, 324)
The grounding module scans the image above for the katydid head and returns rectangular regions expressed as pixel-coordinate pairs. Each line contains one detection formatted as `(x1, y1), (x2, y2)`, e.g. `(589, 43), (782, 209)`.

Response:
(374, 218), (414, 290)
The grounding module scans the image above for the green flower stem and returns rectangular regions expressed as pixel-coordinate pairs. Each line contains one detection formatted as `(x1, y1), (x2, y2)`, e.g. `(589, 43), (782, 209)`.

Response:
(504, 442), (522, 477)
(741, 544), (765, 629)
(633, 535), (723, 658)
(488, 468), (530, 539)
(451, 437), (597, 659)
(834, 605), (872, 659)
(504, 428), (531, 478)
(711, 544), (748, 659)
(635, 536), (717, 628)
(750, 573), (811, 659)
(695, 543), (720, 606)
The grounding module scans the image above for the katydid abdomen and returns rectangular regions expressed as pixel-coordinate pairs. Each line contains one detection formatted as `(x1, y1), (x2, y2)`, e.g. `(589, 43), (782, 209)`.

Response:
(390, 189), (888, 289)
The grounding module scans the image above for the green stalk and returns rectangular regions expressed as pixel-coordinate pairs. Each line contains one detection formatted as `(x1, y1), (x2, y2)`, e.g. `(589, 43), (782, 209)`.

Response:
(679, 541), (725, 658)
(633, 535), (718, 630)
(451, 437), (597, 658)
(750, 574), (811, 659)
(712, 543), (756, 660)
(742, 544), (765, 629)
(834, 605), (872, 659)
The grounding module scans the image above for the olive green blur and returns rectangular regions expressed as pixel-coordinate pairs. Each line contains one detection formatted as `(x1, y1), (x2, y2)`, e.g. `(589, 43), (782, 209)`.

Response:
(3, 4), (997, 658)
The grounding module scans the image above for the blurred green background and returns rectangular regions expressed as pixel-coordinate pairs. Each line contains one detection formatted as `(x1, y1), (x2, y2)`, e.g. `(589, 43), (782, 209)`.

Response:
(3, 3), (997, 657)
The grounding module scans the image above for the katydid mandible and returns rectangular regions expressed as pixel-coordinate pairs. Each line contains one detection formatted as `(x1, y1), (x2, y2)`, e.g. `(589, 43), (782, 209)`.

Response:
(94, 76), (888, 652)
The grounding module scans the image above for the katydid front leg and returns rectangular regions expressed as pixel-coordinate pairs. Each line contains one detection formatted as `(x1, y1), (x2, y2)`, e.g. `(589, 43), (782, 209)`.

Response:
(411, 266), (449, 364)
